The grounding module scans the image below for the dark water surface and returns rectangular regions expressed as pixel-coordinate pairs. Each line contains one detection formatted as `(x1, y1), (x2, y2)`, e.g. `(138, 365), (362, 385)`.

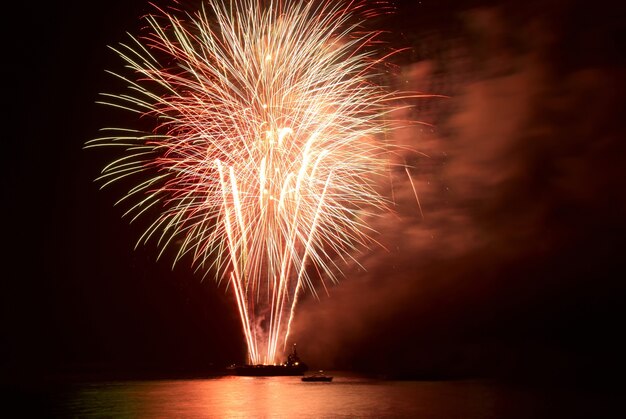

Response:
(12, 373), (621, 418)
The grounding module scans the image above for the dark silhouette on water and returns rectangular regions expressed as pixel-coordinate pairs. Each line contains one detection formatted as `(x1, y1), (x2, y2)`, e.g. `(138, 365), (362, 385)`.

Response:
(231, 344), (308, 376)
(302, 370), (333, 382)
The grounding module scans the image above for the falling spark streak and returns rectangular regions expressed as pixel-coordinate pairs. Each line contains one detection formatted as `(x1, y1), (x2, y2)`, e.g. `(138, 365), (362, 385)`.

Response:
(405, 167), (425, 220)
(87, 0), (420, 364)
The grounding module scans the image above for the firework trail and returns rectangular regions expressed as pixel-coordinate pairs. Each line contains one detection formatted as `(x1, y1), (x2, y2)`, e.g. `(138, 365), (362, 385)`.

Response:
(87, 0), (416, 364)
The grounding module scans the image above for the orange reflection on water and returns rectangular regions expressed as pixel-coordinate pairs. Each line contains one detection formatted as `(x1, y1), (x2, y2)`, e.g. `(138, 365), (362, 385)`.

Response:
(65, 374), (547, 418)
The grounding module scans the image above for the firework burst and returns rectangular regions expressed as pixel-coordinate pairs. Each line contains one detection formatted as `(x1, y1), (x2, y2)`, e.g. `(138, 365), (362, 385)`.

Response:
(87, 0), (415, 364)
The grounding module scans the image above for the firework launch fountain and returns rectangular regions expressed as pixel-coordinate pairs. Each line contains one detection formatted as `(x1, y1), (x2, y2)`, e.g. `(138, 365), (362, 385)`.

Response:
(87, 0), (416, 366)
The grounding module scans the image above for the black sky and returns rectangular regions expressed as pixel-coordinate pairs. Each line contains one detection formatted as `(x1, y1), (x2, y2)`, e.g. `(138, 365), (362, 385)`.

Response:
(3, 0), (626, 386)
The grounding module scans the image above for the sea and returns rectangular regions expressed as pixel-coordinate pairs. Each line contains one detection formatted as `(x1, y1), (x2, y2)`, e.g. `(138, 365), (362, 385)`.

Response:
(9, 372), (621, 418)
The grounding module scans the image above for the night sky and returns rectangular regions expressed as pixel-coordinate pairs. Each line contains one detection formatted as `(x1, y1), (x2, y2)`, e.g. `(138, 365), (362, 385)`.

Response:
(3, 0), (625, 387)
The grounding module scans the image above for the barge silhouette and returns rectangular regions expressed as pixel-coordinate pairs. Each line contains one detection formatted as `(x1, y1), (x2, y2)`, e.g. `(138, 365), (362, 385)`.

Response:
(232, 344), (308, 376)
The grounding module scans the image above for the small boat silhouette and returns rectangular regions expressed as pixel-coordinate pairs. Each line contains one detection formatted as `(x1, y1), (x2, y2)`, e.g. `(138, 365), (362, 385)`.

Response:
(301, 370), (333, 382)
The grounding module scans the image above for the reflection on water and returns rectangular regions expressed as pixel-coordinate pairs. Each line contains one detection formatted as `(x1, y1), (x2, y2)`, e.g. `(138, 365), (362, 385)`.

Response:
(49, 373), (615, 418)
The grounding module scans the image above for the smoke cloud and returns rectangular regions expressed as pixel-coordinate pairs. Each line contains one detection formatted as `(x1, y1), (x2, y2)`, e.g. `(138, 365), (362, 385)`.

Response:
(290, 2), (626, 378)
